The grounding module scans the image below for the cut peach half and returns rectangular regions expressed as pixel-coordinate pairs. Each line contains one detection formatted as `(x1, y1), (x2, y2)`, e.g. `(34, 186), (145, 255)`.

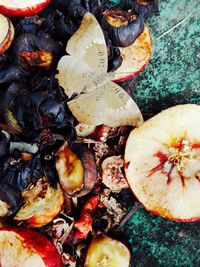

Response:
(113, 25), (152, 82)
(0, 0), (51, 17)
(0, 13), (14, 54)
(125, 104), (200, 221)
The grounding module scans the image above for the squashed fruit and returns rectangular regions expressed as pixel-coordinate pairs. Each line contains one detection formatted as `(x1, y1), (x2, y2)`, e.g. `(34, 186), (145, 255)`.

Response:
(14, 178), (64, 227)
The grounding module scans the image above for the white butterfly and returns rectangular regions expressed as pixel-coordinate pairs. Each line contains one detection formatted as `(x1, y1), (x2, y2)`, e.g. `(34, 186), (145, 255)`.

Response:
(56, 12), (143, 127)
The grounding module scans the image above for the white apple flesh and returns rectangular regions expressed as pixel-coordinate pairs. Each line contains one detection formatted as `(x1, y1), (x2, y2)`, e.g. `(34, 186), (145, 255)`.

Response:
(0, 0), (51, 17)
(0, 228), (63, 267)
(0, 13), (14, 54)
(125, 104), (200, 222)
(113, 25), (152, 82)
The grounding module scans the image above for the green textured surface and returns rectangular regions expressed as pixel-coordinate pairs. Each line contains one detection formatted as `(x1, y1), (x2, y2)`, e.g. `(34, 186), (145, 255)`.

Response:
(135, 0), (200, 115)
(110, 0), (200, 266)
(126, 205), (200, 267)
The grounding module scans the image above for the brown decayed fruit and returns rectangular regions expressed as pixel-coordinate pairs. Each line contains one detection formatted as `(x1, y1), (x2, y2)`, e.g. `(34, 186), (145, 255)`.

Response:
(14, 178), (64, 227)
(125, 104), (200, 222)
(56, 142), (84, 196)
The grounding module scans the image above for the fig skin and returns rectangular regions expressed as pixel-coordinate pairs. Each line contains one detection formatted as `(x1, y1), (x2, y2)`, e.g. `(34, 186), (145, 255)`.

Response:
(0, 183), (21, 217)
(15, 15), (55, 39)
(124, 0), (159, 19)
(72, 144), (97, 197)
(0, 152), (43, 192)
(101, 10), (144, 47)
(8, 90), (75, 139)
(12, 34), (63, 70)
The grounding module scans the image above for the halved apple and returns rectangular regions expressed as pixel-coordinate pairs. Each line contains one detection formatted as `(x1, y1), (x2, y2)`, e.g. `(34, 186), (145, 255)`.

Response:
(14, 178), (64, 227)
(0, 0), (51, 17)
(0, 228), (63, 266)
(113, 25), (152, 82)
(84, 235), (131, 267)
(125, 104), (200, 221)
(0, 13), (14, 54)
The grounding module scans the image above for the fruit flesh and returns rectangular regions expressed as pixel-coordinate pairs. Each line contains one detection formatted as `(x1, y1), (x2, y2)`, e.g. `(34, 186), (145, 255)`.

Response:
(0, 0), (48, 8)
(0, 0), (51, 17)
(85, 235), (130, 267)
(113, 25), (152, 82)
(0, 230), (46, 267)
(14, 180), (64, 227)
(0, 14), (9, 45)
(125, 104), (200, 221)
(0, 13), (14, 54)
(56, 143), (84, 195)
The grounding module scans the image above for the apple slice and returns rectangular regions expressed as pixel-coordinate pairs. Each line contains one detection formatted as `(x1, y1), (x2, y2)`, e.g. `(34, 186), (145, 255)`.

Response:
(0, 228), (63, 266)
(14, 178), (64, 227)
(125, 104), (200, 222)
(84, 235), (131, 267)
(0, 0), (51, 17)
(0, 13), (14, 54)
(113, 25), (152, 82)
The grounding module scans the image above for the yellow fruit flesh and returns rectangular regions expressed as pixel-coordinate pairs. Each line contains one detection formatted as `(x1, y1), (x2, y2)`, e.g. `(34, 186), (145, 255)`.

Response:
(56, 143), (84, 195)
(85, 236), (130, 267)
(15, 179), (64, 227)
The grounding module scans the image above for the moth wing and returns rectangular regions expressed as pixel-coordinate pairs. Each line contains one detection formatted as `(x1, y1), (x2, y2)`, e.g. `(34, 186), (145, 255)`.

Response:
(56, 55), (97, 98)
(67, 81), (143, 127)
(66, 12), (108, 73)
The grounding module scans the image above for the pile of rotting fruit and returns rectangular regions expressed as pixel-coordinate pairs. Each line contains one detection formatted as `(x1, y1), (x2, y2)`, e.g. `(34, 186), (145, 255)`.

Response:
(0, 0), (159, 266)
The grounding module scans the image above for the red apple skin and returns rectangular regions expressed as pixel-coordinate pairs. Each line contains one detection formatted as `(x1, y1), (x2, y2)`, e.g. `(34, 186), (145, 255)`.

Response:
(124, 162), (200, 222)
(113, 54), (151, 83)
(0, 227), (64, 267)
(0, 0), (52, 17)
(113, 27), (152, 83)
(0, 15), (14, 54)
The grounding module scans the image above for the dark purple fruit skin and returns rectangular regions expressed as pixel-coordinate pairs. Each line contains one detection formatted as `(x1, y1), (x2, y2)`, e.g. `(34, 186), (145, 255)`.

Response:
(101, 14), (144, 47)
(124, 0), (159, 19)
(0, 183), (21, 217)
(12, 34), (63, 70)
(72, 144), (97, 197)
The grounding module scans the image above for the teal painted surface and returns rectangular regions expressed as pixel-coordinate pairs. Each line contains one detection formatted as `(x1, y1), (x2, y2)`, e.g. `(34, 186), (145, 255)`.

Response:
(134, 0), (200, 115)
(110, 1), (200, 266)
(126, 205), (200, 267)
